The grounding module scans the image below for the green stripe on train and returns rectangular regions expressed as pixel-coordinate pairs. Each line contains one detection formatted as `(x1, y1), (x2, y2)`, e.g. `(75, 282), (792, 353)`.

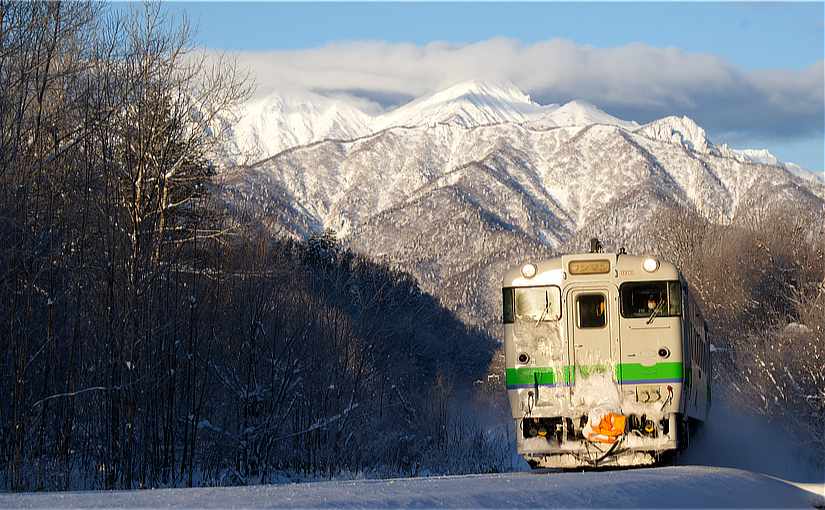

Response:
(618, 362), (683, 382)
(505, 366), (574, 386)
(506, 362), (683, 387)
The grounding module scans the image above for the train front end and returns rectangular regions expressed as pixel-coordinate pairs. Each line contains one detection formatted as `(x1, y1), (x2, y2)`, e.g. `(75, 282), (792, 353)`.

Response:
(502, 252), (688, 468)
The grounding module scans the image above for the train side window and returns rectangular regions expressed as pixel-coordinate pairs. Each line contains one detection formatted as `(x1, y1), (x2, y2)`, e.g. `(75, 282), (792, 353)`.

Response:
(688, 330), (692, 363)
(706, 342), (710, 374)
(701, 336), (706, 373)
(577, 294), (606, 328)
(691, 329), (696, 365)
(695, 330), (700, 365)
(688, 325), (696, 366)
(693, 329), (698, 362)
(667, 281), (682, 316)
(704, 323), (710, 374)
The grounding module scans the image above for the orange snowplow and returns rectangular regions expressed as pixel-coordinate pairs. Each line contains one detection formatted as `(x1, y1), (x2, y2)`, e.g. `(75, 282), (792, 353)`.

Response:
(587, 413), (626, 443)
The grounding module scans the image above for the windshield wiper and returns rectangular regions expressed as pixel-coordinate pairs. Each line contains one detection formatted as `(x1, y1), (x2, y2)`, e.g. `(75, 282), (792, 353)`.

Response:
(535, 290), (552, 327)
(646, 300), (666, 325)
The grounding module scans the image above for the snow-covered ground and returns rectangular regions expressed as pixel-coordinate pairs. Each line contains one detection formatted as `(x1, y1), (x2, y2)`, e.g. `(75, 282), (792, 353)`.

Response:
(2, 398), (823, 508)
(2, 466), (822, 508)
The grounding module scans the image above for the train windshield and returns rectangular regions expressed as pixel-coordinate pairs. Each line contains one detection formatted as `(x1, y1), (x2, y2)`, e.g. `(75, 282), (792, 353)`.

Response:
(503, 286), (561, 323)
(620, 281), (681, 318)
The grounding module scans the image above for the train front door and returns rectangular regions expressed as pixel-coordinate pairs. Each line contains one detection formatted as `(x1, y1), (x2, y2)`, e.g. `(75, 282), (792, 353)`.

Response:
(568, 287), (615, 390)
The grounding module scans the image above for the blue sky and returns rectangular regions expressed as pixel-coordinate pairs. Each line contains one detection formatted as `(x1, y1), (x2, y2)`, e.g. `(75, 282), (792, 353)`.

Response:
(173, 2), (822, 69)
(170, 2), (824, 171)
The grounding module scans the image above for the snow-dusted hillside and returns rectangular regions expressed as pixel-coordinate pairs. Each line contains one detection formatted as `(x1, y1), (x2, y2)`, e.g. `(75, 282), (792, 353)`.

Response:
(219, 81), (825, 327)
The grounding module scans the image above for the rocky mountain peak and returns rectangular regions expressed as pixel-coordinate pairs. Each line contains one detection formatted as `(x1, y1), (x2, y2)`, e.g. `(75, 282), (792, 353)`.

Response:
(638, 115), (713, 154)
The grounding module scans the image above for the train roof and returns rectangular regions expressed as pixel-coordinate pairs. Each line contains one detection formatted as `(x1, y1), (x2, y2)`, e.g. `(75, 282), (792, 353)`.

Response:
(502, 252), (681, 287)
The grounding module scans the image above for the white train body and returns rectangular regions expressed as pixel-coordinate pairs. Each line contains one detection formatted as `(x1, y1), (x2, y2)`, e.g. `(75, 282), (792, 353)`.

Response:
(502, 251), (710, 468)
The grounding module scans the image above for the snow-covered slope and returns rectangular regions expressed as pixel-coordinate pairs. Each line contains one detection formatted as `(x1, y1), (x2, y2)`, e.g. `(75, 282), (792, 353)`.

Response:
(784, 162), (824, 183)
(528, 99), (638, 130)
(2, 467), (821, 508)
(718, 146), (824, 184)
(225, 89), (372, 163)
(733, 147), (781, 166)
(635, 118), (824, 183)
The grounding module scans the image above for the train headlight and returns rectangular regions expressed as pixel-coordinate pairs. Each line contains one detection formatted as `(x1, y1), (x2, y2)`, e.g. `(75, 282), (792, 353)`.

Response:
(517, 353), (530, 364)
(642, 258), (659, 272)
(521, 263), (537, 278)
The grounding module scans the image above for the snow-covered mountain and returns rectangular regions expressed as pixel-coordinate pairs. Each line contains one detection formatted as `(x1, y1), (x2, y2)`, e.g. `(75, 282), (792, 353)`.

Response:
(731, 148), (781, 166)
(219, 81), (825, 328)
(372, 81), (549, 130)
(717, 146), (824, 184)
(223, 81), (820, 182)
(527, 100), (638, 130)
(223, 89), (372, 164)
(638, 116), (714, 154)
(224, 81), (647, 162)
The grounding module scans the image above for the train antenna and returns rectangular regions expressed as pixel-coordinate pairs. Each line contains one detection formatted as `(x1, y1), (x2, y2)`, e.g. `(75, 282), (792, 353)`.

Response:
(589, 238), (603, 254)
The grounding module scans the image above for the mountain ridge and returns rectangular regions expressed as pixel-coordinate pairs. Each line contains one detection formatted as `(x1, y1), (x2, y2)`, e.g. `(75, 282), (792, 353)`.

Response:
(218, 80), (824, 328)
(222, 80), (821, 182)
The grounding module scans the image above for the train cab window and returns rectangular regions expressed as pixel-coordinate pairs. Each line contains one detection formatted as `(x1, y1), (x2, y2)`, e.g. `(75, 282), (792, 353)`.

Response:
(577, 294), (606, 328)
(503, 286), (561, 324)
(620, 281), (682, 318)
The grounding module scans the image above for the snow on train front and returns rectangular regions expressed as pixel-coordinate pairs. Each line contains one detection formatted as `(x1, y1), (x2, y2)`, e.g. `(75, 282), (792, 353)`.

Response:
(502, 243), (709, 468)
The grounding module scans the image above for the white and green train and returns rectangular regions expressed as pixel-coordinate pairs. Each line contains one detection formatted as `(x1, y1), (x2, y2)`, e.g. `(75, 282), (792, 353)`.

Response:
(502, 242), (710, 468)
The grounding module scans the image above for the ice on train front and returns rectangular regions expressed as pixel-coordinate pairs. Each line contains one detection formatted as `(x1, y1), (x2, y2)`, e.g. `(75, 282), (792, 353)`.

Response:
(502, 241), (709, 468)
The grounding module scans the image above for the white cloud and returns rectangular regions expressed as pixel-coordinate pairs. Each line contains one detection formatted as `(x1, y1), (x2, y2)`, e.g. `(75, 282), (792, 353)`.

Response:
(201, 38), (824, 140)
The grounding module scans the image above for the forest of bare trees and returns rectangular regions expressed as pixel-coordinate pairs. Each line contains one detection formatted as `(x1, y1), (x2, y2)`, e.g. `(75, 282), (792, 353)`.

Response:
(643, 197), (825, 464)
(0, 2), (500, 491)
